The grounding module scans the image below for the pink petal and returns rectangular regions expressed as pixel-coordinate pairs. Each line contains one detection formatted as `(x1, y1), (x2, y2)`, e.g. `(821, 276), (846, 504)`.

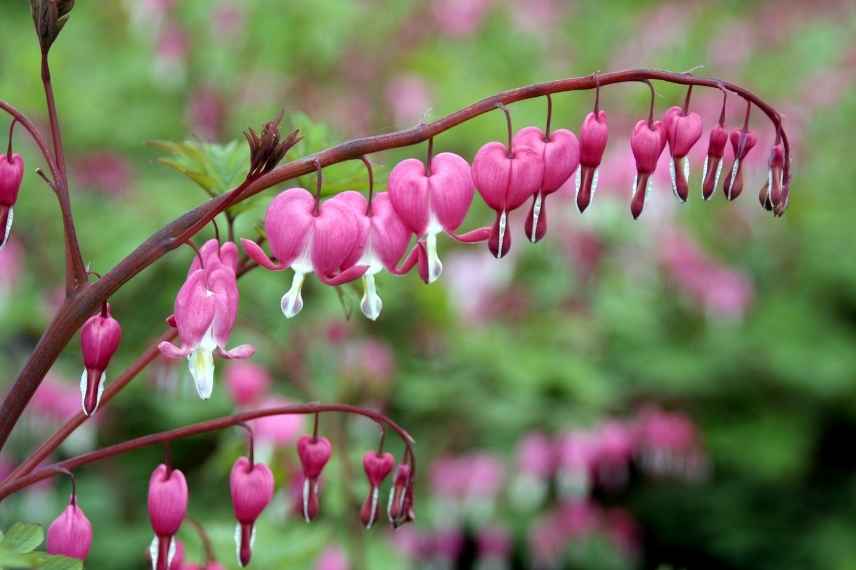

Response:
(173, 269), (216, 346)
(241, 239), (285, 271)
(428, 152), (474, 232)
(311, 200), (361, 276)
(318, 264), (368, 286)
(208, 266), (239, 347)
(264, 188), (316, 266)
(220, 344), (255, 360)
(368, 193), (411, 270)
(388, 158), (431, 235)
(158, 341), (191, 359)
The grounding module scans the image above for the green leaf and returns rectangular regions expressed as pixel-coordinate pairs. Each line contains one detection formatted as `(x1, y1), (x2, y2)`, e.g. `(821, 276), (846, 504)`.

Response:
(1, 523), (44, 554)
(0, 547), (32, 568)
(150, 139), (250, 201)
(27, 552), (84, 570)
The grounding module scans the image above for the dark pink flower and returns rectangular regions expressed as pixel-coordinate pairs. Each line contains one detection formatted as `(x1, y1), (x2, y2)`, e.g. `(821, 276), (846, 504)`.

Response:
(556, 431), (596, 498)
(147, 464), (188, 570)
(230, 456), (275, 566)
(225, 362), (271, 407)
(335, 191), (413, 319)
(250, 398), (304, 448)
(702, 123), (729, 200)
(0, 150), (24, 249)
(46, 499), (93, 561)
(187, 86), (227, 142)
(576, 110), (609, 213)
(592, 421), (635, 490)
(723, 127), (758, 201)
(73, 152), (133, 195)
(297, 435), (332, 522)
(360, 451), (395, 528)
(388, 152), (475, 282)
(760, 142), (786, 215)
(243, 189), (366, 318)
(79, 303), (122, 416)
(517, 432), (555, 480)
(159, 240), (254, 399)
(664, 104), (704, 202)
(629, 118), (667, 219)
(387, 463), (415, 527)
(635, 406), (706, 479)
(432, 0), (492, 37)
(512, 125), (580, 242)
(472, 137), (543, 258)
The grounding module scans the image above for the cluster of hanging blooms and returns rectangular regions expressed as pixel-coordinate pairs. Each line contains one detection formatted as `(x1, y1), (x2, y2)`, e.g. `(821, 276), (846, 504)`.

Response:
(0, 121), (24, 250)
(159, 239), (255, 400)
(245, 78), (788, 322)
(79, 303), (122, 416)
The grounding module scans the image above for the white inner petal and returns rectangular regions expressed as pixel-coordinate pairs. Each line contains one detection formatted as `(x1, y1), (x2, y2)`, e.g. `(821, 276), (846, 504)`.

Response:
(302, 478), (311, 523)
(669, 159), (678, 198)
(234, 522), (241, 566)
(187, 326), (217, 400)
(425, 232), (443, 283)
(360, 274), (383, 321)
(529, 194), (543, 243)
(1, 207), (12, 249)
(727, 159), (740, 199)
(281, 271), (307, 319)
(591, 167), (600, 199)
(701, 157), (709, 199)
(367, 486), (379, 529)
(79, 368), (107, 416)
(497, 210), (508, 258)
(713, 160), (724, 196)
(149, 537), (159, 570)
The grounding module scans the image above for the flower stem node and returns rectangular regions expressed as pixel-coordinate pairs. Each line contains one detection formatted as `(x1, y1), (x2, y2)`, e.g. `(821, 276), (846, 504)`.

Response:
(296, 435), (332, 522)
(229, 456), (274, 567)
(79, 302), (122, 416)
(147, 464), (189, 570)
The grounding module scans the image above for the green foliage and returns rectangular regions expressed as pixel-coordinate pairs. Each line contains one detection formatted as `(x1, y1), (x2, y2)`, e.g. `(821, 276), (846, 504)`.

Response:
(0, 523), (82, 570)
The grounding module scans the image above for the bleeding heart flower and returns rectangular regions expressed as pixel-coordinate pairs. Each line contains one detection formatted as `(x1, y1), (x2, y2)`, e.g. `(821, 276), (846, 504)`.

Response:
(0, 151), (24, 250)
(759, 143), (786, 213)
(663, 105), (703, 202)
(46, 498), (93, 561)
(472, 139), (543, 258)
(629, 119), (667, 219)
(79, 303), (122, 416)
(148, 464), (188, 570)
(159, 240), (254, 400)
(242, 188), (367, 318)
(297, 435), (333, 522)
(360, 451), (395, 528)
(512, 126), (580, 242)
(388, 463), (415, 527)
(576, 110), (608, 213)
(225, 362), (271, 407)
(723, 127), (757, 201)
(230, 456), (275, 567)
(388, 152), (475, 283)
(335, 191), (414, 320)
(701, 124), (728, 200)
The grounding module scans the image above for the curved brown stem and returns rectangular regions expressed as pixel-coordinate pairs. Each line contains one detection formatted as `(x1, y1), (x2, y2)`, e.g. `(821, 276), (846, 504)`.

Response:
(0, 403), (416, 502)
(0, 69), (792, 454)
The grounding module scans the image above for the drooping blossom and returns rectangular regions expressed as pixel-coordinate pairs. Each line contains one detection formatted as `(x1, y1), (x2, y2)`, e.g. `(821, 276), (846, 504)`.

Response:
(388, 463), (415, 527)
(723, 121), (758, 201)
(335, 191), (413, 320)
(159, 239), (254, 400)
(0, 148), (24, 249)
(702, 121), (729, 200)
(472, 130), (543, 258)
(225, 362), (271, 407)
(760, 142), (787, 215)
(46, 496), (93, 561)
(664, 100), (704, 202)
(242, 189), (366, 318)
(512, 124), (580, 242)
(576, 109), (609, 212)
(388, 152), (478, 283)
(629, 117), (667, 219)
(360, 450), (395, 528)
(147, 464), (188, 570)
(230, 456), (275, 566)
(79, 303), (122, 416)
(296, 435), (332, 522)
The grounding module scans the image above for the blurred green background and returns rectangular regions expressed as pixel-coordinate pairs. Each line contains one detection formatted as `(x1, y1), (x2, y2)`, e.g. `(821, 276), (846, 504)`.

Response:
(2, 0), (856, 569)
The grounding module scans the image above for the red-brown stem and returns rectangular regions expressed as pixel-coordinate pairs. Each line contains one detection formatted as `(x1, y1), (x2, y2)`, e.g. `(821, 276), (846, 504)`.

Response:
(682, 84), (694, 115)
(0, 69), (792, 454)
(718, 85), (728, 127)
(360, 156), (374, 215)
(0, 404), (416, 501)
(40, 53), (87, 294)
(544, 93), (553, 138)
(641, 79), (656, 127)
(0, 101), (60, 189)
(236, 422), (255, 466)
(496, 103), (513, 156)
(6, 119), (15, 159)
(742, 97), (752, 131)
(425, 136), (434, 174)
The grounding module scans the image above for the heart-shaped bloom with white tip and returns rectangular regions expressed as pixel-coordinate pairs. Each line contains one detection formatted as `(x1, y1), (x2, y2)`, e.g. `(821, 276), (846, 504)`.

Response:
(242, 188), (367, 319)
(334, 191), (413, 320)
(159, 240), (254, 400)
(388, 152), (474, 283)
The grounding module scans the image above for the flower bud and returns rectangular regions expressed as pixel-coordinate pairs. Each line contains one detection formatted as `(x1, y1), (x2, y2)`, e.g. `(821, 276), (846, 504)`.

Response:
(576, 110), (608, 213)
(230, 457), (275, 567)
(701, 125), (728, 200)
(762, 143), (786, 212)
(723, 128), (758, 201)
(148, 464), (188, 570)
(297, 435), (332, 522)
(629, 119), (667, 219)
(0, 151), (24, 249)
(664, 106), (703, 202)
(360, 451), (395, 528)
(80, 303), (122, 416)
(46, 500), (93, 561)
(387, 463), (415, 527)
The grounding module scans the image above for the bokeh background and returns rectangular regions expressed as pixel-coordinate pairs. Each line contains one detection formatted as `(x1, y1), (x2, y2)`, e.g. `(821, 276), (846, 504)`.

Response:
(2, 0), (856, 569)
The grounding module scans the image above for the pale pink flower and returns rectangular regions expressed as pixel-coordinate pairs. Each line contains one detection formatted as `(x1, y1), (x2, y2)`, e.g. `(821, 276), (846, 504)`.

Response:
(250, 398), (304, 447)
(73, 152), (133, 195)
(225, 362), (271, 407)
(187, 86), (227, 142)
(315, 546), (349, 570)
(432, 0), (493, 37)
(385, 74), (432, 129)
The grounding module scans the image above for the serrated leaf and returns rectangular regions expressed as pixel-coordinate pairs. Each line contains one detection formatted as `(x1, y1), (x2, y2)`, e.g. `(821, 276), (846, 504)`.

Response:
(29, 552), (84, 570)
(1, 523), (44, 554)
(151, 139), (250, 200)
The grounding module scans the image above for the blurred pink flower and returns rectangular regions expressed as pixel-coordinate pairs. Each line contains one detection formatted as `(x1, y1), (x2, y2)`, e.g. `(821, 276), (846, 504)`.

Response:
(477, 526), (512, 560)
(212, 2), (245, 38)
(250, 397), (304, 447)
(385, 74), (432, 129)
(31, 374), (81, 423)
(556, 430), (596, 497)
(635, 405), (707, 479)
(73, 152), (133, 195)
(659, 227), (754, 319)
(225, 362), (271, 407)
(154, 23), (189, 85)
(432, 0), (493, 37)
(610, 3), (695, 69)
(708, 21), (756, 71)
(391, 526), (435, 562)
(434, 528), (465, 562)
(508, 0), (560, 34)
(602, 508), (640, 559)
(530, 501), (598, 564)
(592, 421), (635, 490)
(445, 250), (513, 324)
(517, 432), (555, 480)
(340, 338), (396, 399)
(315, 546), (348, 570)
(431, 453), (505, 501)
(187, 86), (227, 142)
